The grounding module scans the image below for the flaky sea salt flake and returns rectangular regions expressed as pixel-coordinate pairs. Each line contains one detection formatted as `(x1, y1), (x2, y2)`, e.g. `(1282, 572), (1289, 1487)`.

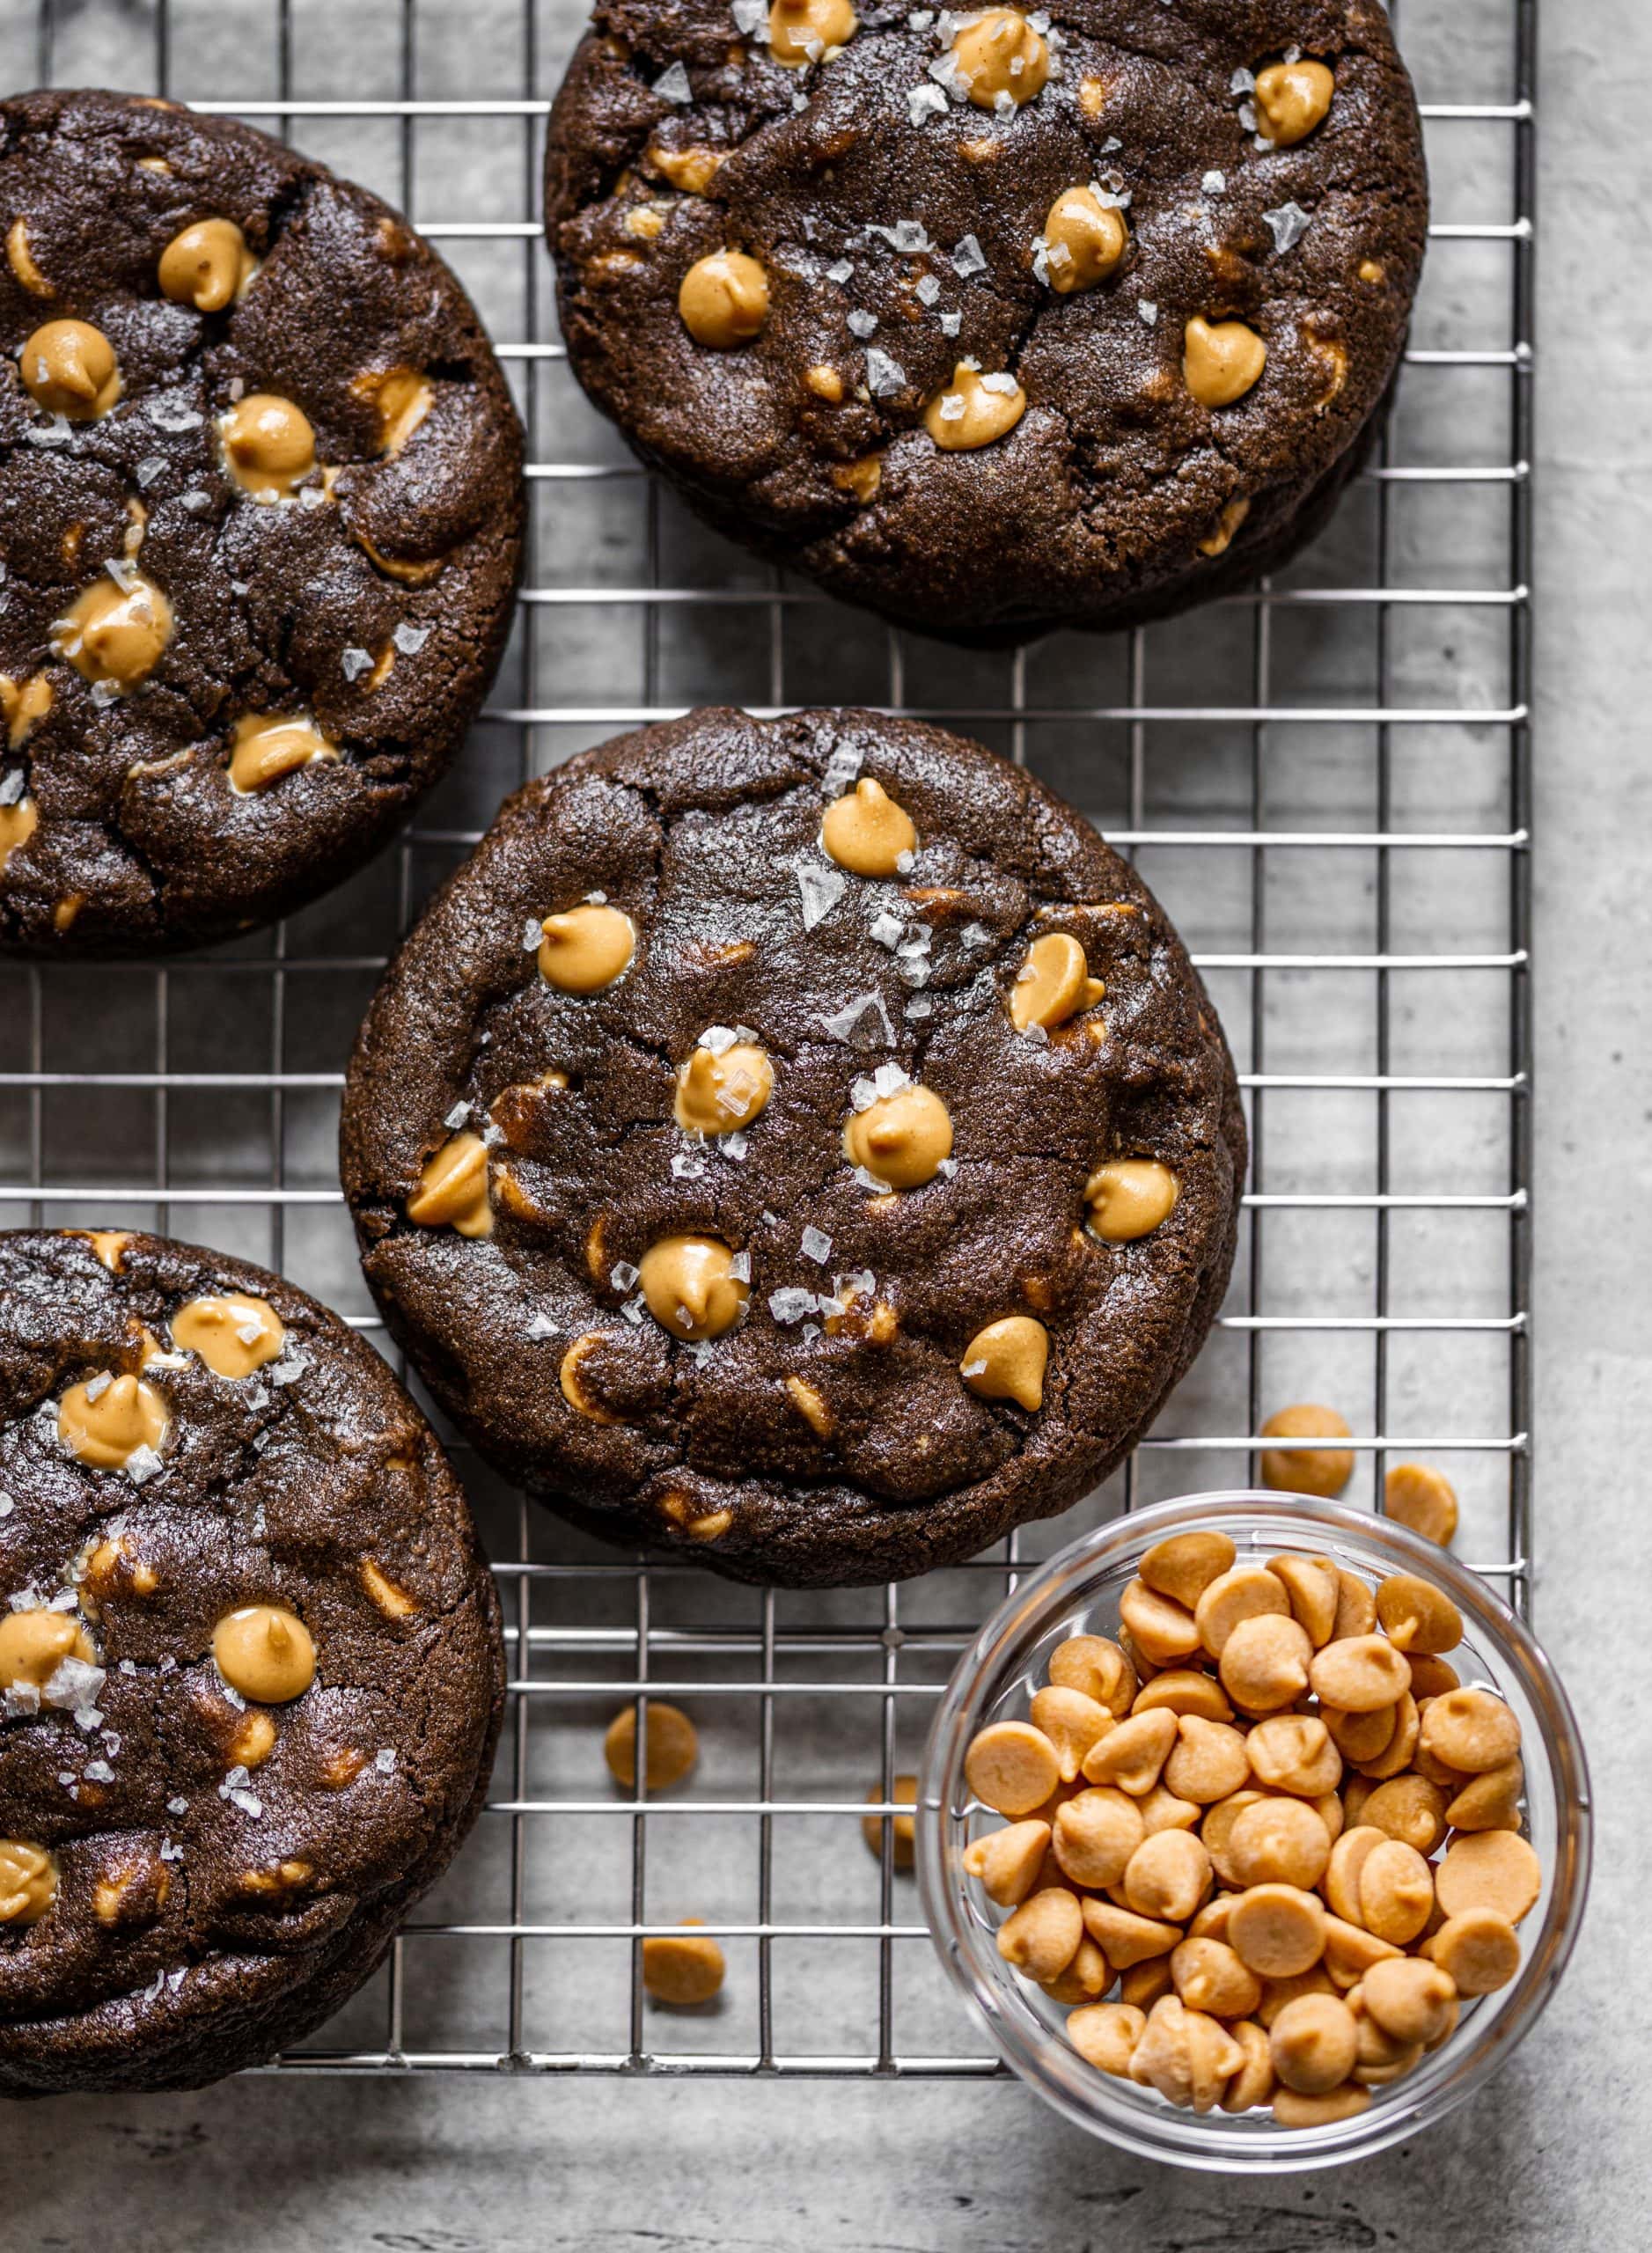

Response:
(865, 347), (907, 398)
(796, 855), (848, 930)
(341, 646), (372, 682)
(653, 61), (693, 103)
(801, 1227), (833, 1264)
(1264, 201), (1312, 253)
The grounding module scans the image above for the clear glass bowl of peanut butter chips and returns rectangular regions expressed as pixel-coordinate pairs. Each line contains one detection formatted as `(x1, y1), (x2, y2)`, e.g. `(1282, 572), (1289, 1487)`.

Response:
(917, 1493), (1590, 2170)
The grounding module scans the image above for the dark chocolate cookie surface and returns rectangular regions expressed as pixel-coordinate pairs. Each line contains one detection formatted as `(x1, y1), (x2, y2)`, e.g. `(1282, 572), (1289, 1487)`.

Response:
(0, 1228), (503, 2095)
(545, 1), (1426, 642)
(341, 708), (1245, 1589)
(0, 90), (524, 955)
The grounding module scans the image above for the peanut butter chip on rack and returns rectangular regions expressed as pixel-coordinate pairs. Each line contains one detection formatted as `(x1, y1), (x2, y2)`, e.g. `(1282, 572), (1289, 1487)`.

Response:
(1183, 317), (1267, 408)
(219, 393), (319, 498)
(952, 9), (1049, 108)
(1384, 1463), (1459, 1546)
(1255, 59), (1336, 147)
(158, 218), (257, 310)
(605, 1700), (700, 1791)
(54, 573), (173, 691)
(58, 1372), (170, 1470)
(678, 251), (770, 348)
(642, 1922), (725, 2005)
(0, 1842), (57, 1926)
(0, 1608), (95, 1690)
(639, 1235), (749, 1341)
(674, 1038), (773, 1135)
(960, 1316), (1048, 1412)
(768, 0), (857, 66)
(1085, 1159), (1178, 1242)
(924, 363), (1027, 451)
(1010, 932), (1105, 1032)
(407, 1130), (493, 1237)
(213, 1604), (316, 1704)
(1041, 187), (1127, 294)
(821, 774), (916, 875)
(538, 903), (636, 993)
(1260, 1403), (1355, 1499)
(842, 1082), (953, 1189)
(229, 714), (338, 795)
(171, 1292), (285, 1377)
(20, 319), (121, 418)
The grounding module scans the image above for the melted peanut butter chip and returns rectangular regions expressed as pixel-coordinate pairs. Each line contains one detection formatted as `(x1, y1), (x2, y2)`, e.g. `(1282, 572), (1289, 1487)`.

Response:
(360, 1559), (418, 1618)
(407, 1130), (493, 1237)
(0, 1841), (57, 1926)
(832, 452), (883, 503)
(1184, 317), (1267, 408)
(0, 795), (39, 875)
(561, 1334), (623, 1424)
(213, 1604), (316, 1703)
(1041, 187), (1127, 293)
(54, 572), (173, 691)
(639, 1236), (749, 1341)
(769, 0), (857, 65)
(820, 774), (916, 875)
(1010, 932), (1105, 1032)
(674, 1038), (773, 1135)
(21, 319), (121, 419)
(1255, 59), (1335, 146)
(679, 251), (770, 347)
(229, 712), (338, 796)
(58, 1372), (171, 1470)
(83, 1230), (132, 1272)
(6, 218), (50, 297)
(2, 671), (53, 747)
(952, 9), (1049, 108)
(961, 1315), (1048, 1411)
(353, 364), (433, 454)
(1086, 1158), (1178, 1241)
(220, 393), (319, 498)
(0, 1608), (95, 1690)
(924, 362), (1026, 451)
(539, 902), (636, 993)
(158, 218), (257, 311)
(843, 1082), (953, 1189)
(649, 143), (725, 194)
(804, 363), (844, 401)
(171, 1292), (285, 1377)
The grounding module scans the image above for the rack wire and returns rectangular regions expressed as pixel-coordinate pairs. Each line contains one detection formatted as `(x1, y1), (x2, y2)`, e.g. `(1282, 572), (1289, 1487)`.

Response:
(0, 0), (1535, 2077)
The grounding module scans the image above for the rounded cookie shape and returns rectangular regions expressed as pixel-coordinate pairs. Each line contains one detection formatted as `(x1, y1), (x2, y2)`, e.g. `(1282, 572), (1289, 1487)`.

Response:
(0, 89), (525, 955)
(543, 2), (1427, 642)
(0, 1229), (503, 2095)
(340, 707), (1245, 1588)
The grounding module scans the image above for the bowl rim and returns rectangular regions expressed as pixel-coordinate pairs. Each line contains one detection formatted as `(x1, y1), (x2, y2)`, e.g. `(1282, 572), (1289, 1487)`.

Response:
(915, 1490), (1593, 2172)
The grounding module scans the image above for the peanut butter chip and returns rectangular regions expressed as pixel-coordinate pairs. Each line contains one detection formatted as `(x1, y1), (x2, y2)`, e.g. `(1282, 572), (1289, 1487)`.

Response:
(354, 364), (433, 454)
(158, 218), (256, 311)
(768, 0), (857, 66)
(964, 1719), (1061, 1816)
(1384, 1463), (1459, 1546)
(1183, 316), (1267, 408)
(2, 671), (53, 748)
(820, 774), (917, 875)
(1375, 1572), (1462, 1656)
(959, 1315), (1048, 1411)
(1068, 2001), (1145, 2076)
(1435, 1830), (1541, 1925)
(642, 1921), (726, 2005)
(54, 573), (173, 691)
(228, 713), (337, 795)
(20, 319), (121, 418)
(951, 9), (1049, 108)
(561, 1334), (622, 1424)
(1085, 1159), (1178, 1242)
(964, 1818), (1051, 1905)
(998, 1886), (1083, 1982)
(58, 1372), (170, 1470)
(862, 1773), (918, 1866)
(538, 903), (636, 993)
(0, 1841), (57, 1926)
(842, 1082), (953, 1188)
(605, 1700), (700, 1790)
(1010, 932), (1105, 1031)
(649, 143), (725, 194)
(679, 251), (770, 347)
(638, 1235), (749, 1341)
(1041, 187), (1127, 293)
(674, 1038), (773, 1135)
(924, 362), (1027, 451)
(407, 1130), (493, 1237)
(1141, 1530), (1237, 1610)
(6, 218), (50, 297)
(0, 1608), (95, 1690)
(1255, 58), (1335, 146)
(219, 393), (319, 498)
(1260, 1402), (1355, 1499)
(0, 795), (40, 874)
(170, 1292), (285, 1376)
(213, 1604), (316, 1704)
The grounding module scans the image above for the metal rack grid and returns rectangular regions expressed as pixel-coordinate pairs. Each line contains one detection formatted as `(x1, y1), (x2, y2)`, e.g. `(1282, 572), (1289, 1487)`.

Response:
(0, 0), (1535, 2077)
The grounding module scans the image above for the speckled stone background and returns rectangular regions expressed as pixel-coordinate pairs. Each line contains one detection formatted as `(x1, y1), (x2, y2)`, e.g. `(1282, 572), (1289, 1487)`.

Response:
(1, 0), (1648, 2242)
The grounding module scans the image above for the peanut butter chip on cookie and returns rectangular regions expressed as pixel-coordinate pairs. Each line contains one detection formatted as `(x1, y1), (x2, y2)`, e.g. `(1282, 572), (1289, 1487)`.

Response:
(538, 903), (636, 993)
(58, 1372), (171, 1470)
(1183, 317), (1267, 408)
(3, 671), (55, 746)
(407, 1130), (494, 1237)
(1255, 59), (1335, 146)
(649, 143), (725, 194)
(229, 714), (338, 795)
(639, 1236), (749, 1341)
(1041, 187), (1127, 293)
(679, 251), (770, 347)
(158, 218), (257, 311)
(20, 319), (121, 418)
(960, 1315), (1048, 1411)
(820, 774), (916, 874)
(171, 1292), (285, 1377)
(54, 573), (173, 691)
(0, 1608), (95, 1690)
(842, 1082), (953, 1188)
(1085, 1159), (1178, 1241)
(353, 364), (433, 454)
(768, 0), (857, 66)
(951, 9), (1049, 108)
(6, 218), (50, 297)
(0, 1841), (57, 1926)
(219, 393), (319, 498)
(0, 795), (39, 874)
(1010, 932), (1105, 1031)
(924, 363), (1027, 451)
(214, 1604), (316, 1703)
(674, 1038), (774, 1134)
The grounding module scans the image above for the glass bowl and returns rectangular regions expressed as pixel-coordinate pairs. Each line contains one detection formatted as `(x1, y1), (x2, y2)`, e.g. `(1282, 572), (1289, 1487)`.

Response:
(916, 1492), (1591, 2171)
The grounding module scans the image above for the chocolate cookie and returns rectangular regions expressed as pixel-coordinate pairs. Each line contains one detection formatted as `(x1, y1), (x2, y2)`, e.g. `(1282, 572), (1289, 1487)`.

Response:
(0, 90), (525, 955)
(0, 1228), (504, 2095)
(544, 2), (1426, 642)
(341, 708), (1245, 1589)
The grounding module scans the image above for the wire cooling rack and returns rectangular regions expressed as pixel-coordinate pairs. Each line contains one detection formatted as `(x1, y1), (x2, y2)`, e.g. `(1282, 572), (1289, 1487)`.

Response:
(0, 0), (1534, 2075)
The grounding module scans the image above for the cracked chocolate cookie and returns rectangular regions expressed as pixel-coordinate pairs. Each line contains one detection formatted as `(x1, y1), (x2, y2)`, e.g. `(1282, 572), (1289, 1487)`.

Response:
(545, 2), (1426, 642)
(0, 1228), (504, 2095)
(0, 89), (525, 956)
(340, 707), (1245, 1589)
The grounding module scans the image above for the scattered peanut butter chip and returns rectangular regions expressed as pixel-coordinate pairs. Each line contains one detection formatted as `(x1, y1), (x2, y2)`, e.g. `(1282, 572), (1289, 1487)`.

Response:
(219, 393), (319, 498)
(679, 250), (769, 347)
(605, 1700), (700, 1791)
(959, 1315), (1047, 1411)
(538, 902), (636, 993)
(638, 1235), (748, 1341)
(21, 319), (121, 418)
(923, 361), (1027, 451)
(862, 1773), (917, 1866)
(1384, 1463), (1458, 1545)
(1040, 187), (1127, 293)
(642, 1920), (725, 2005)
(1183, 315), (1267, 407)
(228, 712), (338, 795)
(1010, 932), (1105, 1032)
(58, 1372), (171, 1471)
(171, 1292), (285, 1376)
(1254, 57), (1335, 146)
(951, 8), (1048, 108)
(158, 218), (256, 311)
(649, 143), (725, 194)
(407, 1130), (493, 1237)
(0, 1608), (95, 1691)
(213, 1604), (316, 1704)
(768, 0), (857, 66)
(674, 1038), (773, 1134)
(1435, 1831), (1541, 1926)
(1085, 1158), (1178, 1242)
(53, 572), (173, 691)
(1259, 1403), (1355, 1499)
(820, 774), (916, 875)
(842, 1082), (952, 1189)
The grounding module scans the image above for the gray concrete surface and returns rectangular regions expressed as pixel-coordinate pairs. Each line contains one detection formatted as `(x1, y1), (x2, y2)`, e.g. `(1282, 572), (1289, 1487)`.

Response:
(3, 0), (1650, 2243)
